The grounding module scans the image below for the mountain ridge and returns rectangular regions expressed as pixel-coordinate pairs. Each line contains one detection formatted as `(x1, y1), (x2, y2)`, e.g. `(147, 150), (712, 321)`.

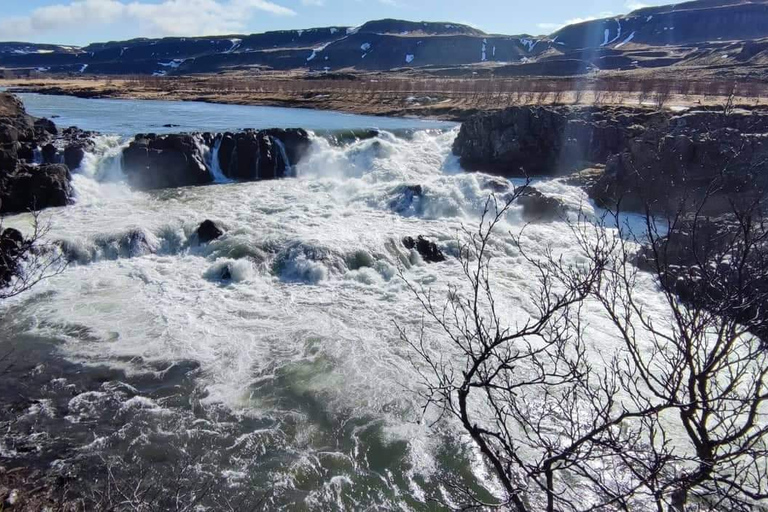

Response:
(1, 0), (767, 77)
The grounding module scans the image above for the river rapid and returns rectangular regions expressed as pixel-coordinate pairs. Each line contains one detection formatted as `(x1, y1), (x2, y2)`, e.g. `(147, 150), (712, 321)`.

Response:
(0, 95), (667, 510)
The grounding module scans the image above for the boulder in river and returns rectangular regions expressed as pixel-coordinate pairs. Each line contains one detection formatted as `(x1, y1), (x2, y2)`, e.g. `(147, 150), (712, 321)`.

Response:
(197, 220), (225, 243)
(122, 134), (213, 190)
(403, 235), (445, 263)
(518, 188), (568, 222)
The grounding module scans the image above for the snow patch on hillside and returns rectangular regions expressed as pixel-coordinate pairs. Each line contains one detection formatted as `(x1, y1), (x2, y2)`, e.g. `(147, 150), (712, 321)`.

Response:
(615, 31), (636, 48)
(226, 39), (242, 53)
(601, 28), (610, 46)
(307, 41), (332, 62)
(520, 38), (538, 52)
(159, 59), (185, 68)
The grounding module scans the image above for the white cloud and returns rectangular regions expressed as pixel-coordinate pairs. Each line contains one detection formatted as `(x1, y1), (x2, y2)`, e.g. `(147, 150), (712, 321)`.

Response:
(625, 1), (650, 10)
(0, 0), (296, 40)
(538, 11), (614, 32)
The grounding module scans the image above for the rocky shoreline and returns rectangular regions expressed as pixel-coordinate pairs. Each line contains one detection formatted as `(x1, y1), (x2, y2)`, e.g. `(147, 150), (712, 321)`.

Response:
(453, 104), (768, 338)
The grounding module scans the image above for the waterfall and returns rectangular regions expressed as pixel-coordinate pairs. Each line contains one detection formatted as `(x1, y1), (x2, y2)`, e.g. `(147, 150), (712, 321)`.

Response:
(199, 135), (230, 183)
(273, 137), (293, 177)
(69, 135), (132, 203)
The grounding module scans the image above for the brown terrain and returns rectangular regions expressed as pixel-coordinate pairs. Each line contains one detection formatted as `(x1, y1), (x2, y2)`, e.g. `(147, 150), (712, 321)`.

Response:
(2, 69), (767, 121)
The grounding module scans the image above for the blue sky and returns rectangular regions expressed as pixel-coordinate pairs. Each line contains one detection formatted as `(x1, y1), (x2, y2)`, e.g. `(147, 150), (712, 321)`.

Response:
(0, 0), (670, 45)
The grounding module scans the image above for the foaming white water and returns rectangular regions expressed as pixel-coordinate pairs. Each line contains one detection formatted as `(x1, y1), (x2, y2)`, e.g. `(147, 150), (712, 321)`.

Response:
(70, 135), (134, 204)
(1, 127), (672, 508)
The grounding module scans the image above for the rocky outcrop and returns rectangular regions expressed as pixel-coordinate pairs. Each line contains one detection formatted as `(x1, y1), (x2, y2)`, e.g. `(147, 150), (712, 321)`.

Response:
(122, 134), (213, 190)
(0, 164), (72, 214)
(0, 93), (80, 214)
(456, 106), (768, 217)
(121, 129), (311, 190)
(403, 236), (445, 263)
(214, 129), (310, 181)
(453, 106), (657, 176)
(589, 116), (768, 214)
(636, 214), (768, 340)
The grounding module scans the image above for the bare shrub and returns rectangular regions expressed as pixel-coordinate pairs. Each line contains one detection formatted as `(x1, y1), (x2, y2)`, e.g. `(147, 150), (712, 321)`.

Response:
(1, 210), (67, 300)
(400, 186), (768, 511)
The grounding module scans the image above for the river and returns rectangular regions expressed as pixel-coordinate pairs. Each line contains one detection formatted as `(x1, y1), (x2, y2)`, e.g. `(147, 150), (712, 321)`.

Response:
(0, 94), (663, 510)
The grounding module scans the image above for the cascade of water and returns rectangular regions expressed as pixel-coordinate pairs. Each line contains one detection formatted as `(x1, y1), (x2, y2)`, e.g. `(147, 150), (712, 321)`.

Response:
(273, 137), (293, 177)
(198, 135), (230, 183)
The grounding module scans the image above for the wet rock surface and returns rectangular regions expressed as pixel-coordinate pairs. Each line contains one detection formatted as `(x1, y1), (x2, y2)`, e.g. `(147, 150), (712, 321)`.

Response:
(214, 128), (310, 181)
(122, 129), (311, 190)
(197, 219), (225, 243)
(403, 235), (445, 263)
(122, 133), (213, 190)
(0, 93), (95, 214)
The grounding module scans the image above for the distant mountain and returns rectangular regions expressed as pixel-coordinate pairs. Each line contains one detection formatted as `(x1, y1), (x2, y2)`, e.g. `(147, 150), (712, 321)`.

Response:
(1, 0), (767, 77)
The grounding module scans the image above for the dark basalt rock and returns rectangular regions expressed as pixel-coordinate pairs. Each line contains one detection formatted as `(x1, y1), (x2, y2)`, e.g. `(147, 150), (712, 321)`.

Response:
(635, 215), (768, 340)
(457, 105), (768, 218)
(41, 143), (58, 164)
(0, 227), (25, 288)
(197, 220), (224, 243)
(34, 118), (58, 136)
(0, 163), (72, 214)
(64, 144), (86, 170)
(589, 123), (768, 215)
(215, 129), (310, 181)
(122, 134), (213, 190)
(403, 235), (445, 263)
(0, 93), (88, 213)
(453, 106), (656, 177)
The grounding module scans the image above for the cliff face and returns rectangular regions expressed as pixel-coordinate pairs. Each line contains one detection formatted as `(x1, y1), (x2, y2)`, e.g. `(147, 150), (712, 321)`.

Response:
(453, 105), (768, 216)
(3, 1), (768, 76)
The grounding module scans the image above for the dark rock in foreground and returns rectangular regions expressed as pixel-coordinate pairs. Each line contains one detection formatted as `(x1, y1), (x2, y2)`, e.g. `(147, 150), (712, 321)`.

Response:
(0, 164), (72, 214)
(0, 227), (25, 287)
(0, 93), (94, 214)
(197, 220), (224, 243)
(403, 235), (445, 263)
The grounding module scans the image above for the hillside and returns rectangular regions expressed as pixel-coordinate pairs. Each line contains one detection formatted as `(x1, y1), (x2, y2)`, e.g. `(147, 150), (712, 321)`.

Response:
(1, 0), (768, 77)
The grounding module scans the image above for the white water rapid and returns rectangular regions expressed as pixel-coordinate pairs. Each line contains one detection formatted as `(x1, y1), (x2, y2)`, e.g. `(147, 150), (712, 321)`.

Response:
(0, 126), (671, 509)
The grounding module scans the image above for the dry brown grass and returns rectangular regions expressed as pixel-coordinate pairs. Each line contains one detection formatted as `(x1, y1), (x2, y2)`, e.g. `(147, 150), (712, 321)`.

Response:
(2, 73), (767, 120)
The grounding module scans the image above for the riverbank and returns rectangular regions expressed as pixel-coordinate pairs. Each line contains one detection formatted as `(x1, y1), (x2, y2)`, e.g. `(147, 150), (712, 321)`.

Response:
(3, 76), (766, 123)
(1, 77), (476, 122)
